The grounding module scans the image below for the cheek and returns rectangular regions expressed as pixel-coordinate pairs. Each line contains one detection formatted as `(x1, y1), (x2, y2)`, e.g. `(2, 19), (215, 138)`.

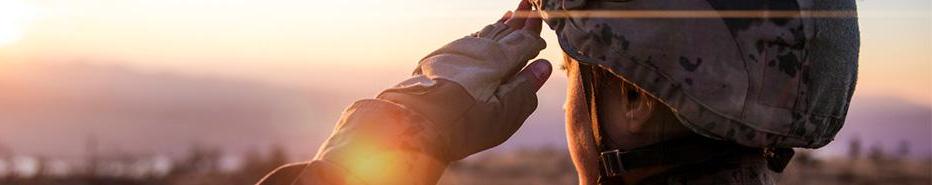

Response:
(563, 65), (602, 183)
(564, 105), (602, 184)
(597, 88), (634, 133)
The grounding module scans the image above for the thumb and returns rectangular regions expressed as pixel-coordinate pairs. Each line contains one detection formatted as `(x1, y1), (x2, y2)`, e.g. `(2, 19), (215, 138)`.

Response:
(514, 59), (552, 91)
(496, 59), (552, 100)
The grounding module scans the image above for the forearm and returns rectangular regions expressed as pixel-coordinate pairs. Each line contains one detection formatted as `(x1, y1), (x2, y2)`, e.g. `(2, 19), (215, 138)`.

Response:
(257, 98), (452, 185)
(313, 99), (451, 185)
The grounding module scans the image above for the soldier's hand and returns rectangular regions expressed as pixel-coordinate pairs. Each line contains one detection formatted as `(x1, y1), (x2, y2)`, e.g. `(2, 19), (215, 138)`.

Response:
(380, 0), (550, 161)
(415, 0), (545, 103)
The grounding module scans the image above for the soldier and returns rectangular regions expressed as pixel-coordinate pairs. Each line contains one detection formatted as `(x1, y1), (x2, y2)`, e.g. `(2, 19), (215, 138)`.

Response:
(257, 0), (859, 184)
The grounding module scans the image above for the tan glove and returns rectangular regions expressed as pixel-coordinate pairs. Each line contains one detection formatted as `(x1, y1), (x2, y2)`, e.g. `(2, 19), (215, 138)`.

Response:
(310, 3), (551, 184)
(413, 22), (547, 102)
(378, 21), (548, 161)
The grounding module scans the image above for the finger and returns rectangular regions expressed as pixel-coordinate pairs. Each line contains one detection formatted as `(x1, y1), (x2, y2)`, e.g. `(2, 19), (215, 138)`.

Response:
(497, 11), (513, 23)
(504, 0), (532, 29)
(522, 59), (552, 90)
(523, 11), (543, 34)
(503, 59), (552, 94)
(515, 0), (533, 13)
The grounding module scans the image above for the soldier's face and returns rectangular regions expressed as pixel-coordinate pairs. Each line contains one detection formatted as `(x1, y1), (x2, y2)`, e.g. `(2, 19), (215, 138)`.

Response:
(562, 55), (694, 184)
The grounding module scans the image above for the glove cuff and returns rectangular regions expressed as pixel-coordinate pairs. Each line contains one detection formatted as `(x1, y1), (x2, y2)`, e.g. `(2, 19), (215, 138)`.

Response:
(379, 77), (477, 125)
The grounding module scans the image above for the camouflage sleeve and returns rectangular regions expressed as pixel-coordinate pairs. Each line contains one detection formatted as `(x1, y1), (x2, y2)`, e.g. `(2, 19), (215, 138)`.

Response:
(258, 87), (456, 185)
(257, 160), (366, 185)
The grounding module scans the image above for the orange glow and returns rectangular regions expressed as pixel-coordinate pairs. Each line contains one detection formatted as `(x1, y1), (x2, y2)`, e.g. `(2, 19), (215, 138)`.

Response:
(0, 0), (39, 47)
(339, 143), (400, 183)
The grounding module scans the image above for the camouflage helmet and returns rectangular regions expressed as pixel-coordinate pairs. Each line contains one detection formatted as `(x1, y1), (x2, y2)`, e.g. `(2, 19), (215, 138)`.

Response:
(531, 0), (859, 148)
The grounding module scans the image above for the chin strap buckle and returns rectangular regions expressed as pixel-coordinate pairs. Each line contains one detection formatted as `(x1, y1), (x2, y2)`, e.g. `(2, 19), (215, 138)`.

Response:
(764, 148), (795, 173)
(599, 149), (627, 177)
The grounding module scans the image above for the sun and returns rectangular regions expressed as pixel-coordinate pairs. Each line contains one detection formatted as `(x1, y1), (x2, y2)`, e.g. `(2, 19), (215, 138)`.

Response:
(0, 0), (38, 47)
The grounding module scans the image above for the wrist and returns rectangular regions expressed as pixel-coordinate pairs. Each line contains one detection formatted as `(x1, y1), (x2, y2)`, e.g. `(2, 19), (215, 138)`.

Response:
(378, 77), (479, 161)
(314, 99), (451, 185)
(379, 77), (476, 128)
(316, 144), (448, 185)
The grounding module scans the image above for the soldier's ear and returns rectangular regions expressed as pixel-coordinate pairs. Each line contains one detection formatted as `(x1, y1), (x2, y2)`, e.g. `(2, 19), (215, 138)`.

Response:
(625, 91), (655, 134)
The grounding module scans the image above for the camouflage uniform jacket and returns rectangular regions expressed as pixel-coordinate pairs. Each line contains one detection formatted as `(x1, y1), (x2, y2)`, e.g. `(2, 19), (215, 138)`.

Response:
(256, 97), (453, 185)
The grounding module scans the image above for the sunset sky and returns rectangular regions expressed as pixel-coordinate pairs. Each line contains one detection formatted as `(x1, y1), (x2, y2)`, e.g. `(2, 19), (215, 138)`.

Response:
(0, 0), (929, 103)
(0, 0), (929, 160)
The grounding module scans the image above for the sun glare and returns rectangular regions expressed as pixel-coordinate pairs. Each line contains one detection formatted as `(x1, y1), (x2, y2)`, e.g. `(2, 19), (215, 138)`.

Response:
(0, 0), (38, 47)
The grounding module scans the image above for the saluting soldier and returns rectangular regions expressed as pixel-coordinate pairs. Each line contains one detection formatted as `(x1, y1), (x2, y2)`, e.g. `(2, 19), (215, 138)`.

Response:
(258, 0), (859, 184)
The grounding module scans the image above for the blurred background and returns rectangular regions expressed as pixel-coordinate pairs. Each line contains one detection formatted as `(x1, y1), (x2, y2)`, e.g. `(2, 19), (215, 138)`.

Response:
(0, 0), (929, 184)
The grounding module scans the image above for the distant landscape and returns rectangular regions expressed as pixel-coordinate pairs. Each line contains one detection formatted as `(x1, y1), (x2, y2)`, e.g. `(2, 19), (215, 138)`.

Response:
(0, 62), (929, 184)
(0, 146), (929, 185)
